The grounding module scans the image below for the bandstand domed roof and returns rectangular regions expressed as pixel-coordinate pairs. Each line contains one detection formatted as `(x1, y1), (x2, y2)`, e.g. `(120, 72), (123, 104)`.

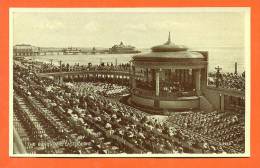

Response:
(132, 32), (205, 61)
(151, 32), (188, 52)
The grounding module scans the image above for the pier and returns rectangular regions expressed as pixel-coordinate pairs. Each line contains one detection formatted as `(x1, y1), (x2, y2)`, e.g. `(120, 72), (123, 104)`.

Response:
(13, 44), (109, 56)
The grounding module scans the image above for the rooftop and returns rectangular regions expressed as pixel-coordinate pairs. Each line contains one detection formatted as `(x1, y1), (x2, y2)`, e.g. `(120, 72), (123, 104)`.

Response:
(133, 32), (205, 61)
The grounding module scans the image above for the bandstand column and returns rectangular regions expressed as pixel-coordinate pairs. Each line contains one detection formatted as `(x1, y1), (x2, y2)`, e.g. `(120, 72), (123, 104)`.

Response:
(155, 70), (160, 96)
(219, 94), (225, 112)
(194, 69), (201, 95)
(132, 66), (136, 89)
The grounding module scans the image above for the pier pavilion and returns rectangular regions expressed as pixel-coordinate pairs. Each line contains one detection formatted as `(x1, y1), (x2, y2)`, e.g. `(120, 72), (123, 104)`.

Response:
(130, 33), (209, 111)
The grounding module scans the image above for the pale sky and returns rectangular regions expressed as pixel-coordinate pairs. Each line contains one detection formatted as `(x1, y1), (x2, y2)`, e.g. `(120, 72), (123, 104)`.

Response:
(13, 10), (247, 48)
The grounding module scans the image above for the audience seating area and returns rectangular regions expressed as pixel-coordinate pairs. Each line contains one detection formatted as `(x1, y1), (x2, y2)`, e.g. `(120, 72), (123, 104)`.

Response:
(13, 62), (245, 154)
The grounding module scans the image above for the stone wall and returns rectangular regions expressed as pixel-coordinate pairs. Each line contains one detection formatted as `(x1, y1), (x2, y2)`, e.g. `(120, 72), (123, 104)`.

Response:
(160, 98), (199, 109)
(202, 86), (244, 111)
(131, 95), (154, 107)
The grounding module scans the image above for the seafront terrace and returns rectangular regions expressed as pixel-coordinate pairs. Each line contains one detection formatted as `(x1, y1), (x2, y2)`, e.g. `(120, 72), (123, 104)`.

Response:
(13, 62), (245, 154)
(14, 61), (246, 154)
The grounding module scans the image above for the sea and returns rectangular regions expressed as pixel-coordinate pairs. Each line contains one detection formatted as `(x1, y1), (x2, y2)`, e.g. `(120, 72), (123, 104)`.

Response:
(28, 47), (246, 74)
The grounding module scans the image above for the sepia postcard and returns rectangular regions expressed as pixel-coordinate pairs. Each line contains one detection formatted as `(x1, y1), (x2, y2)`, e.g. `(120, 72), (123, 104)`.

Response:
(9, 7), (250, 158)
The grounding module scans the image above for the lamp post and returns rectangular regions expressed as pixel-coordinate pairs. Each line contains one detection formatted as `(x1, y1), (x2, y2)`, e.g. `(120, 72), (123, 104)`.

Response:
(215, 66), (222, 88)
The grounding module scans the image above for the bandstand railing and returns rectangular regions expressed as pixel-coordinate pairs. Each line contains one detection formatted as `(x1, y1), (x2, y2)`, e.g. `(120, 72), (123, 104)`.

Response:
(132, 88), (197, 100)
(132, 88), (155, 97)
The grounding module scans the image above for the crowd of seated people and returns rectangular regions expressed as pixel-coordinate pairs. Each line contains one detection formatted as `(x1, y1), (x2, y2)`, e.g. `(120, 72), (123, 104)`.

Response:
(39, 62), (131, 73)
(168, 110), (245, 153)
(208, 72), (245, 91)
(14, 64), (128, 154)
(13, 62), (244, 154)
(16, 64), (186, 153)
(62, 73), (129, 87)
(71, 82), (129, 99)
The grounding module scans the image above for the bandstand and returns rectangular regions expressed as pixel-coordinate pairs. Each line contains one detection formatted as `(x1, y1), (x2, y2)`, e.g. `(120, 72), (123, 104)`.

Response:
(130, 33), (208, 111)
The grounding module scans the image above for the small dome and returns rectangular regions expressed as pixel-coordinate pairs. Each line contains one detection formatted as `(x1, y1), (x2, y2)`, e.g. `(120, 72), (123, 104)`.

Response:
(151, 32), (188, 52)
